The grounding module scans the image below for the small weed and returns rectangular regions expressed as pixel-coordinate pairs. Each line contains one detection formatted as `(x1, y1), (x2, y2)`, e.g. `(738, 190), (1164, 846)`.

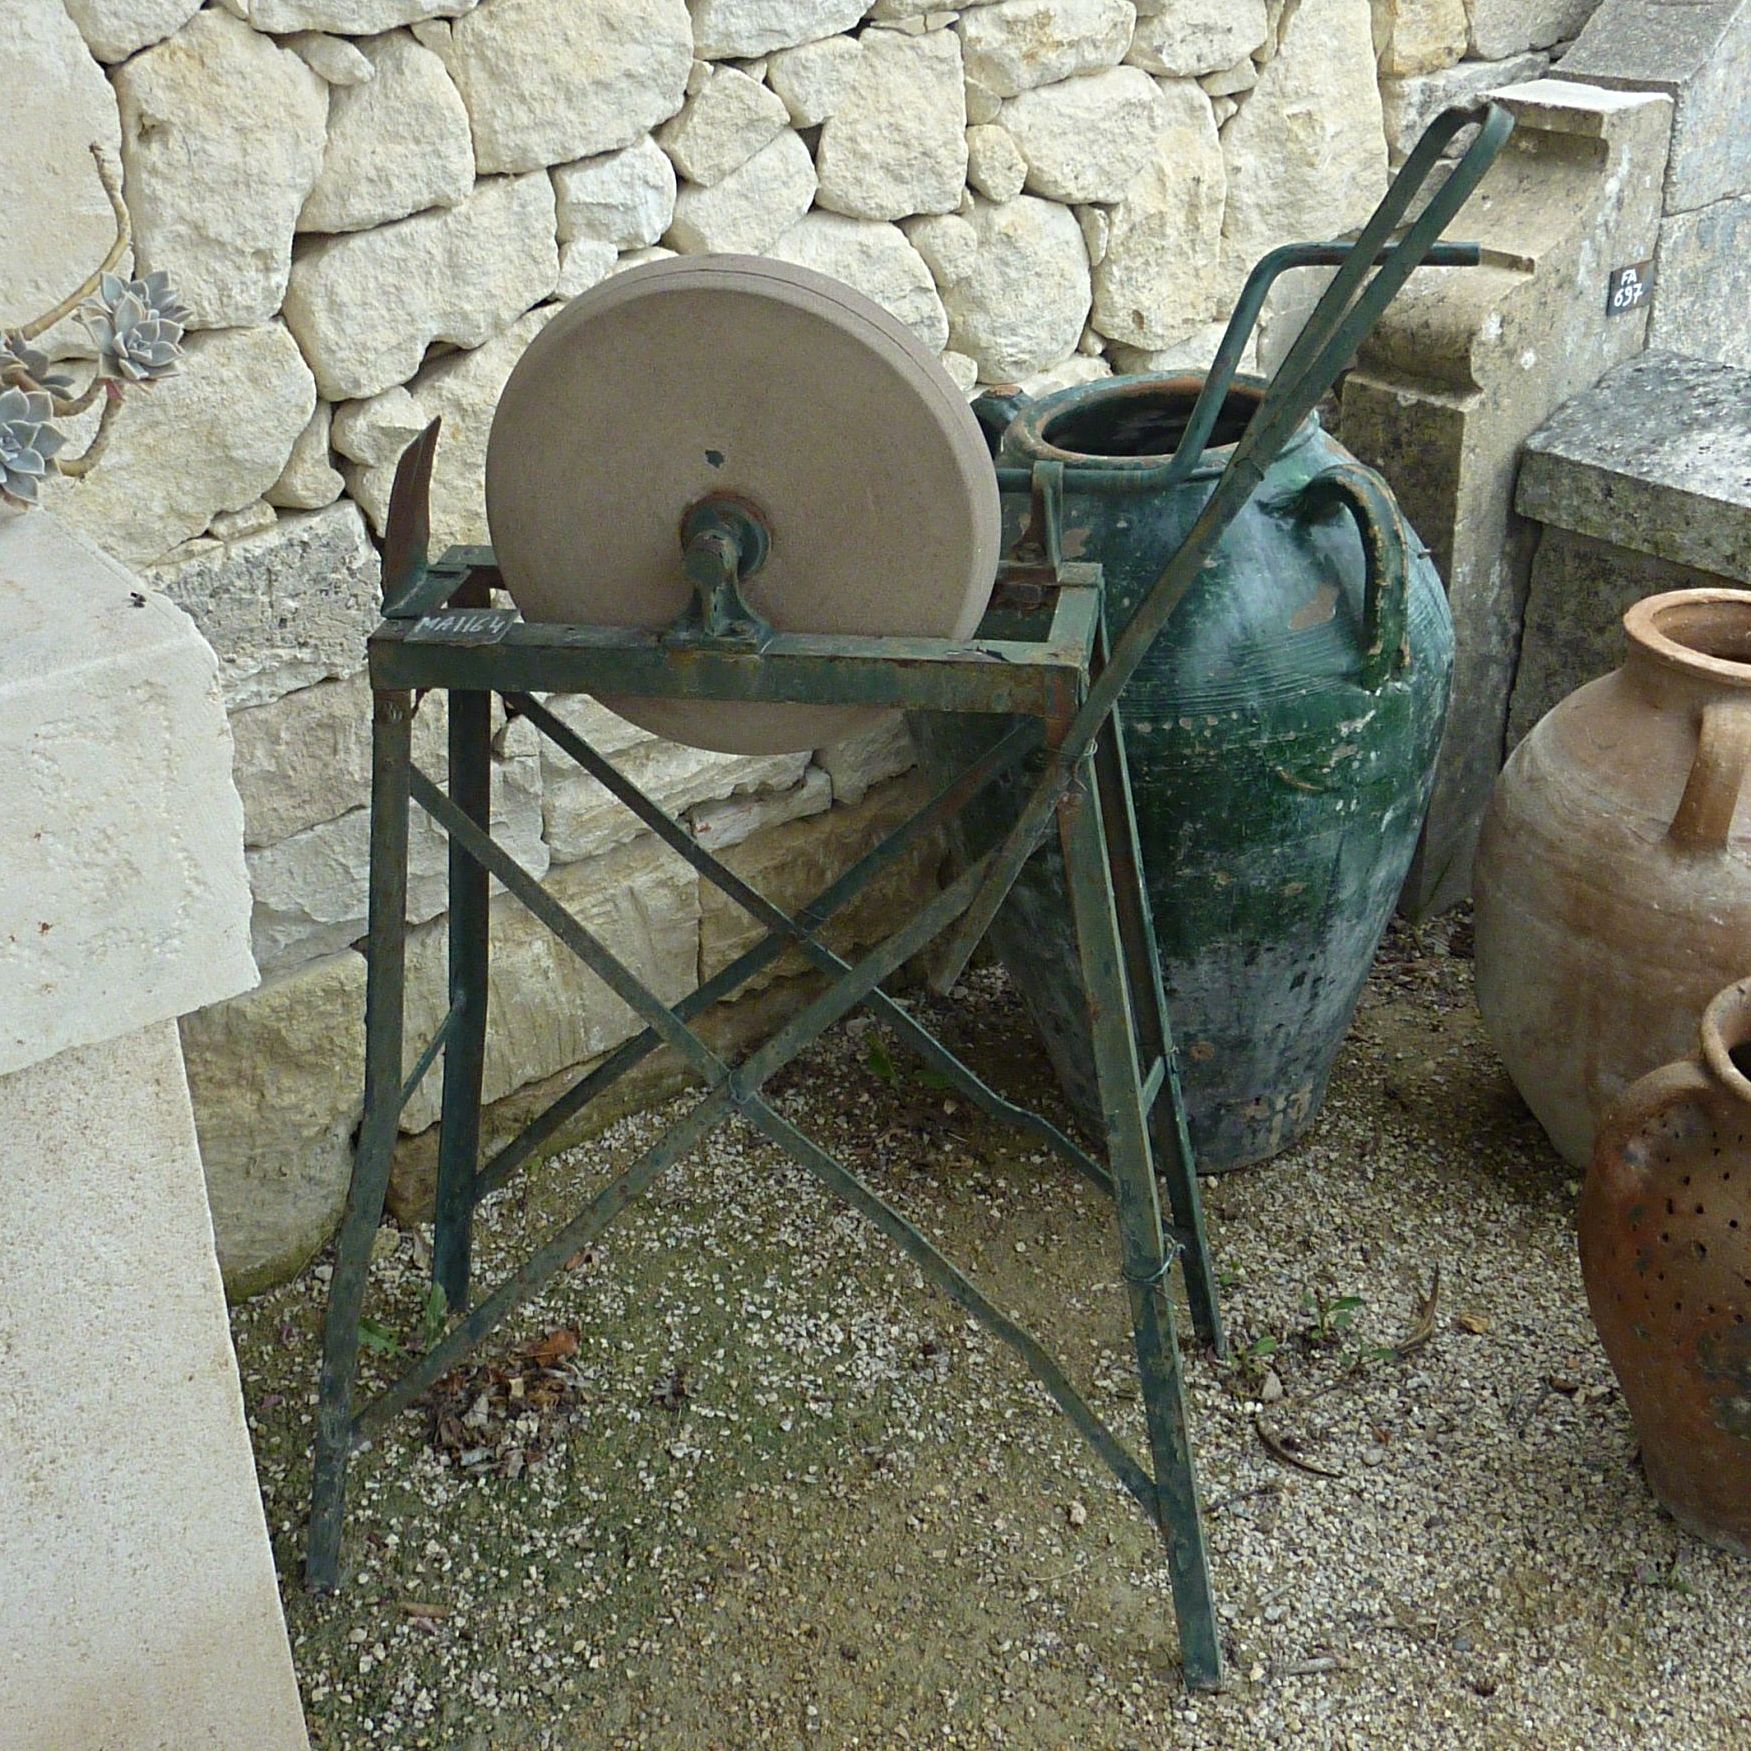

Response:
(1303, 1288), (1366, 1346)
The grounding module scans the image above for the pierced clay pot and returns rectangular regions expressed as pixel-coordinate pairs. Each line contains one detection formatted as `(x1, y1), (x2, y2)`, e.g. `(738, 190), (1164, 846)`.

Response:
(1580, 979), (1751, 1552)
(1475, 590), (1751, 1166)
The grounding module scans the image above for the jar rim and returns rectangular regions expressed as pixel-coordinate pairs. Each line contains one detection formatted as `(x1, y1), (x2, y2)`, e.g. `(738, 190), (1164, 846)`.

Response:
(1625, 590), (1751, 689)
(1703, 978), (1751, 1103)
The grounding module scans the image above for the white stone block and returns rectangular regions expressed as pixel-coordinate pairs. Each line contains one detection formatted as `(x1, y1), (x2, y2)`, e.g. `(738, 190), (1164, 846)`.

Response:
(765, 212), (951, 353)
(0, 512), (257, 1077)
(0, 2), (126, 338)
(767, 34), (864, 125)
(1090, 82), (1226, 350)
(332, 384), (428, 468)
(666, 129), (818, 254)
(817, 714), (918, 806)
(657, 64), (790, 186)
(1001, 64), (1172, 204)
(957, 0), (1136, 96)
(557, 237), (620, 300)
(62, 0), (203, 63)
(1126, 0), (1268, 75)
(267, 402), (344, 511)
(0, 1021), (307, 1747)
(691, 764), (832, 850)
(691, 0), (867, 58)
(438, 0), (691, 175)
(284, 173), (558, 401)
(925, 193), (1091, 380)
(816, 27), (968, 221)
(239, 0), (478, 27)
(553, 138), (680, 248)
(148, 500), (381, 710)
(115, 11), (328, 329)
(399, 834), (702, 1132)
(299, 31), (474, 233)
(965, 123), (1028, 201)
(46, 322), (318, 569)
(248, 713), (547, 972)
(545, 737), (810, 864)
(285, 29), (375, 85)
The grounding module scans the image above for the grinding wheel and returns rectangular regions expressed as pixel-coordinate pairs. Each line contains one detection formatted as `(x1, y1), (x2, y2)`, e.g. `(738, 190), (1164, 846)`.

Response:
(486, 255), (1002, 756)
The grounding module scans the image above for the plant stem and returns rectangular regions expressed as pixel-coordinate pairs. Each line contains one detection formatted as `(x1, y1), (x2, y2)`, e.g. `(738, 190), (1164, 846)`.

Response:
(18, 145), (131, 343)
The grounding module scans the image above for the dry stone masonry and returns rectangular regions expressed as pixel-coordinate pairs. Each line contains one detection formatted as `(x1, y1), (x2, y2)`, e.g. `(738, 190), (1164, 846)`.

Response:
(6, 0), (1613, 1292)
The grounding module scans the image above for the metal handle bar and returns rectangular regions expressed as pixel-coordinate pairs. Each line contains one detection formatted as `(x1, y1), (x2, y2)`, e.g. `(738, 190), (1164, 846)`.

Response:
(931, 100), (1515, 993)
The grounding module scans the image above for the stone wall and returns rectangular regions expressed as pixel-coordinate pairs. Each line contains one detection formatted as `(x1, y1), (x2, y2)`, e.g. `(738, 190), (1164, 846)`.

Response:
(4, 0), (1603, 1294)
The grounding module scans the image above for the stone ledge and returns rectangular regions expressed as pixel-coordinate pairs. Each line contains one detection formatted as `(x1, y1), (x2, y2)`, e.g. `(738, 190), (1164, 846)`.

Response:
(1517, 351), (1751, 583)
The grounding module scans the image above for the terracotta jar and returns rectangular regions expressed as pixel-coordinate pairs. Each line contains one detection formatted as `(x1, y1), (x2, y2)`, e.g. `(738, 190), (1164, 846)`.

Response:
(1580, 979), (1751, 1551)
(1474, 589), (1751, 1166)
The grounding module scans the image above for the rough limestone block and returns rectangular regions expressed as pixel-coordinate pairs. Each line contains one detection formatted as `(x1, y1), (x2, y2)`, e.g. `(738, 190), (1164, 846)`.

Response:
(48, 320), (315, 570)
(1340, 80), (1672, 914)
(1471, 0), (1605, 59)
(148, 500), (381, 710)
(1380, 50), (1550, 160)
(700, 773), (946, 989)
(437, 0), (690, 175)
(545, 738), (810, 864)
(267, 402), (344, 511)
(1090, 82), (1225, 350)
(553, 138), (679, 248)
(1001, 65), (1170, 204)
(180, 951), (365, 1297)
(1219, 0), (1387, 300)
(956, 0), (1135, 97)
(399, 835), (701, 1133)
(1126, 0), (1268, 76)
(247, 715), (547, 972)
(657, 65), (790, 186)
(298, 30), (474, 233)
(556, 237), (619, 300)
(1516, 351), (1751, 585)
(767, 34), (863, 124)
(332, 384), (428, 467)
(0, 3), (122, 341)
(691, 0), (866, 58)
(915, 194), (1090, 379)
(965, 124), (1028, 202)
(236, 0), (477, 27)
(666, 129), (818, 252)
(344, 304), (559, 549)
(1508, 525), (1722, 743)
(815, 28), (968, 221)
(283, 173), (558, 401)
(0, 1022), (307, 1744)
(1372, 0), (1469, 76)
(766, 212), (950, 353)
(692, 765), (832, 851)
(0, 512), (257, 1077)
(1561, 0), (1751, 214)
(817, 714), (918, 806)
(285, 29), (375, 85)
(1016, 354), (1113, 396)
(62, 0), (203, 62)
(1109, 315), (1256, 376)
(115, 11), (328, 329)
(227, 671), (450, 848)
(1649, 196), (1751, 370)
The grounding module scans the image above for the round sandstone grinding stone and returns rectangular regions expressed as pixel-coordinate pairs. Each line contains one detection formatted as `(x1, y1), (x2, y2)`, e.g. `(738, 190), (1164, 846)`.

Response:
(486, 255), (1001, 755)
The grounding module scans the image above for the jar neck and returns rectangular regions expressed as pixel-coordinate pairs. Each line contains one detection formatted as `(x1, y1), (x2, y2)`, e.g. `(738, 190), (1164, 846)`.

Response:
(1702, 979), (1751, 1107)
(1622, 591), (1751, 712)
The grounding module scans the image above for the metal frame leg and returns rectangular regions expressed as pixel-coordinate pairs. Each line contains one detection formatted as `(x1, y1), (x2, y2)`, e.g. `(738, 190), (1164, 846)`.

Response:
(307, 688), (414, 1589)
(1060, 745), (1223, 1691)
(432, 688), (492, 1310)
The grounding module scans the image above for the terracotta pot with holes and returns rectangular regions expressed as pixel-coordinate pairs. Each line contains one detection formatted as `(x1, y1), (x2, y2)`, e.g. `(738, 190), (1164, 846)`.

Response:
(1580, 979), (1751, 1551)
(1474, 589), (1751, 1166)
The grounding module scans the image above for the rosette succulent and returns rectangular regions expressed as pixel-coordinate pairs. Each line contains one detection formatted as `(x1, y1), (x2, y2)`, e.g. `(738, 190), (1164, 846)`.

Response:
(0, 332), (75, 396)
(0, 387), (68, 507)
(79, 270), (188, 385)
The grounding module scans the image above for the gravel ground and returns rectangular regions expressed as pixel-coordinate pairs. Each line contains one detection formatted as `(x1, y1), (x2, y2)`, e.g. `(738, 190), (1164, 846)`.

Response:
(233, 918), (1751, 1749)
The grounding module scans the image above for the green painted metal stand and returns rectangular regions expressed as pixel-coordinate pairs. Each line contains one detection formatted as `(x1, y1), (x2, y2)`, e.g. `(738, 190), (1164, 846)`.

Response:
(304, 428), (1231, 1689)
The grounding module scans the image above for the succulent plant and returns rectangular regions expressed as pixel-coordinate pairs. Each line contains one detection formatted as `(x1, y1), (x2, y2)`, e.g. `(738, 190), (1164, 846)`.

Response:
(0, 332), (75, 396)
(0, 387), (68, 507)
(79, 270), (188, 386)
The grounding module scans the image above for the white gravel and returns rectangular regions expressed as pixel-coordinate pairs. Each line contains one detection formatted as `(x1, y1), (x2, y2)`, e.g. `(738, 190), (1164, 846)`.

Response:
(232, 921), (1751, 1749)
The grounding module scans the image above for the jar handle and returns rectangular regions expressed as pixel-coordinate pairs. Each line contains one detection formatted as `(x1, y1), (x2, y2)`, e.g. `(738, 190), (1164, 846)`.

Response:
(1591, 1060), (1717, 1177)
(1668, 700), (1751, 851)
(1295, 463), (1411, 692)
